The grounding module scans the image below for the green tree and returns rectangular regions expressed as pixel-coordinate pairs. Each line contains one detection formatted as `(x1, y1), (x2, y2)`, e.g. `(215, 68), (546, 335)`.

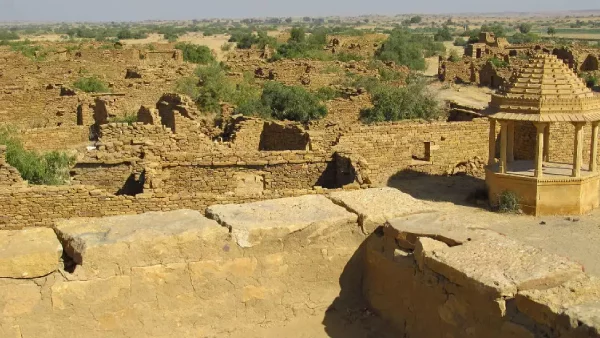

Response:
(410, 16), (422, 24)
(360, 75), (442, 123)
(453, 37), (467, 46)
(547, 27), (557, 36)
(434, 26), (453, 41)
(518, 23), (533, 34)
(375, 28), (445, 70)
(238, 82), (327, 122)
(174, 43), (215, 64)
(289, 27), (306, 43)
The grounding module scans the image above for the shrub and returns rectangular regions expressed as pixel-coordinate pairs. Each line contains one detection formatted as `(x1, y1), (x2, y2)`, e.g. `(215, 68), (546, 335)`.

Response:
(289, 27), (306, 43)
(0, 126), (74, 185)
(73, 76), (109, 93)
(316, 87), (341, 101)
(174, 43), (215, 64)
(434, 26), (453, 42)
(448, 49), (461, 62)
(220, 42), (233, 51)
(490, 57), (509, 68)
(585, 74), (598, 88)
(508, 32), (540, 44)
(111, 113), (137, 125)
(375, 28), (445, 70)
(0, 29), (19, 40)
(453, 37), (467, 46)
(547, 27), (557, 36)
(238, 82), (327, 122)
(336, 52), (364, 62)
(498, 190), (520, 213)
(360, 75), (443, 123)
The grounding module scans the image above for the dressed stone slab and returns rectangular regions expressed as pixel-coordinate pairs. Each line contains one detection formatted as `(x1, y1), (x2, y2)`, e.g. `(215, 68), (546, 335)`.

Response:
(206, 195), (358, 248)
(0, 228), (62, 278)
(54, 209), (227, 278)
(328, 187), (432, 234)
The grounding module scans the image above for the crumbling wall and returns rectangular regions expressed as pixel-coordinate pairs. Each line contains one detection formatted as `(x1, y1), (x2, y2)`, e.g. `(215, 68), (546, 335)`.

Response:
(0, 201), (365, 338)
(334, 119), (492, 183)
(158, 151), (334, 194)
(0, 146), (24, 187)
(259, 122), (310, 151)
(70, 160), (141, 194)
(364, 216), (600, 338)
(20, 126), (90, 151)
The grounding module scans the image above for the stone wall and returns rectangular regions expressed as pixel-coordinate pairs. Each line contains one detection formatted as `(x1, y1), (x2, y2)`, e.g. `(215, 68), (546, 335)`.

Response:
(260, 122), (310, 151)
(334, 119), (492, 184)
(70, 160), (141, 194)
(20, 126), (90, 151)
(2, 190), (600, 337)
(363, 214), (600, 338)
(0, 197), (366, 338)
(0, 146), (24, 187)
(159, 151), (335, 194)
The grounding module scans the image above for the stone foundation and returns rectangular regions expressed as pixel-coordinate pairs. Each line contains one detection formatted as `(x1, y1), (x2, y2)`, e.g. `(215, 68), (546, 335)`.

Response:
(1, 189), (600, 337)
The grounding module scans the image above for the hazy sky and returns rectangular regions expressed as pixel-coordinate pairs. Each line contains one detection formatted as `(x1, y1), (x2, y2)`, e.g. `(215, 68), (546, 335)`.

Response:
(0, 0), (598, 22)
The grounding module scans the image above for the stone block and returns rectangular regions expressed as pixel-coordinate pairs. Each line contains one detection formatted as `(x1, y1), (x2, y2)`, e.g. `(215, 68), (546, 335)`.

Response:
(516, 274), (600, 330)
(0, 228), (62, 278)
(206, 195), (358, 247)
(328, 187), (432, 234)
(54, 210), (227, 278)
(386, 211), (486, 250)
(425, 233), (584, 299)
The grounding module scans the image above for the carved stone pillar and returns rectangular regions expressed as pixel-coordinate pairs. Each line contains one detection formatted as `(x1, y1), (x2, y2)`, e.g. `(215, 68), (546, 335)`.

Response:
(488, 119), (497, 166)
(500, 121), (508, 174)
(591, 122), (599, 172)
(534, 123), (546, 178)
(573, 122), (585, 178)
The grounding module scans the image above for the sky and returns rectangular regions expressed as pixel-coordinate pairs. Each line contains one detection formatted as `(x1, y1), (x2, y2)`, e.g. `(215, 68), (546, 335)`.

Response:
(0, 0), (598, 22)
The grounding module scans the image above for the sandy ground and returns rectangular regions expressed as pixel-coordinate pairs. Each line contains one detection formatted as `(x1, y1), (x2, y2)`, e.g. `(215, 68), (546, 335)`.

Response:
(431, 82), (493, 109)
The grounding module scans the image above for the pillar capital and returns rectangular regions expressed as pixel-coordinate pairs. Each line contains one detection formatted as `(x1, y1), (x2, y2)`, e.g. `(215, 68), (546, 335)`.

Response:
(572, 121), (586, 129)
(533, 121), (549, 131)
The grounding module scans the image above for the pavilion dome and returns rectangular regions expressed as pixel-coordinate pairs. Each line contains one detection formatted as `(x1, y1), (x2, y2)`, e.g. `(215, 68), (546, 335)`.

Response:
(489, 53), (600, 122)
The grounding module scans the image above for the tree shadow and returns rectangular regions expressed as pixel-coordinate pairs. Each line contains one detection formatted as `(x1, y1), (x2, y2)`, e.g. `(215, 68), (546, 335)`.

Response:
(322, 231), (398, 338)
(386, 169), (489, 209)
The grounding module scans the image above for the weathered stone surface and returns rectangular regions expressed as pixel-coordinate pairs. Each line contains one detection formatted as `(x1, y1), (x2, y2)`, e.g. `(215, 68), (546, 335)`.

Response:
(54, 210), (227, 277)
(0, 228), (62, 278)
(425, 234), (584, 298)
(563, 302), (600, 336)
(386, 211), (483, 249)
(516, 275), (600, 329)
(328, 187), (432, 233)
(414, 237), (448, 271)
(206, 195), (358, 247)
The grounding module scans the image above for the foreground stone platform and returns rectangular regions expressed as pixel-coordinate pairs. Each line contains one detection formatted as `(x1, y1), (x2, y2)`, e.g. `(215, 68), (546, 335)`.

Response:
(54, 210), (227, 278)
(206, 195), (358, 247)
(329, 187), (432, 234)
(1, 192), (600, 337)
(0, 228), (62, 278)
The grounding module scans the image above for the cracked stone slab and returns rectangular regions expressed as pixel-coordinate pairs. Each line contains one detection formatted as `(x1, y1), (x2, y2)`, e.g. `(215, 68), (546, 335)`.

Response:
(328, 188), (432, 234)
(386, 211), (486, 250)
(54, 209), (227, 278)
(0, 228), (62, 278)
(206, 195), (358, 248)
(424, 233), (584, 299)
(516, 275), (600, 330)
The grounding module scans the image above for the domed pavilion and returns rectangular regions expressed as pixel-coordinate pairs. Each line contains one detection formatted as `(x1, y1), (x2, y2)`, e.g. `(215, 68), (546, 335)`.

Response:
(486, 53), (600, 215)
